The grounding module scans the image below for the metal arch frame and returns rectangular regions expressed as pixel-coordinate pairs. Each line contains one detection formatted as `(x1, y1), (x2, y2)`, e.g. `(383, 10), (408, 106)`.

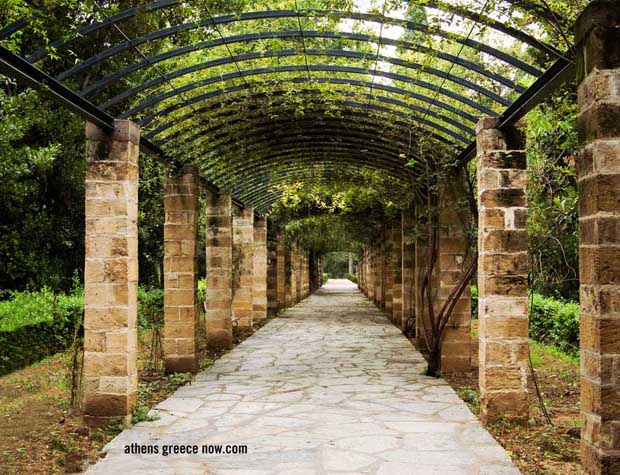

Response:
(139, 77), (480, 140)
(92, 49), (509, 119)
(223, 154), (414, 203)
(158, 95), (473, 154)
(202, 140), (416, 187)
(153, 92), (473, 156)
(204, 143), (415, 189)
(167, 104), (462, 166)
(161, 109), (462, 163)
(197, 131), (413, 178)
(25, 6), (549, 78)
(232, 159), (414, 212)
(121, 63), (503, 121)
(82, 30), (527, 98)
(0, 0), (577, 214)
(129, 64), (497, 127)
(213, 153), (414, 204)
(205, 144), (414, 188)
(145, 97), (467, 157)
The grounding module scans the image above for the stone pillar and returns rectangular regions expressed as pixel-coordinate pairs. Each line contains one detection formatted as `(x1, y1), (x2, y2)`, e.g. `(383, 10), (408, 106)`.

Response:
(298, 249), (304, 300)
(303, 252), (310, 298)
(437, 178), (472, 373)
(401, 207), (415, 333)
(205, 190), (233, 350)
(359, 251), (365, 292)
(285, 244), (292, 306)
(367, 246), (375, 301)
(384, 228), (394, 314)
(476, 117), (529, 424)
(348, 253), (354, 275)
(83, 120), (139, 425)
(391, 219), (403, 327)
(267, 224), (278, 315)
(290, 244), (299, 304)
(252, 216), (268, 323)
(163, 165), (200, 374)
(276, 230), (286, 308)
(575, 4), (620, 473)
(232, 207), (254, 331)
(375, 243), (383, 307)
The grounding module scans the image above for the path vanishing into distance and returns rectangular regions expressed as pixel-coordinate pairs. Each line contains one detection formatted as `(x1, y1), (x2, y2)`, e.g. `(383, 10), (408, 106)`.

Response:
(86, 280), (519, 475)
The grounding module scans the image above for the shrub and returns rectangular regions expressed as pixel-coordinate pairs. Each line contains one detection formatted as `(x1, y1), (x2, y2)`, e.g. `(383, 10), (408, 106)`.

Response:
(138, 287), (164, 329)
(471, 285), (579, 355)
(530, 293), (579, 355)
(0, 288), (82, 375)
(198, 278), (206, 305)
(322, 273), (330, 285)
(0, 284), (168, 375)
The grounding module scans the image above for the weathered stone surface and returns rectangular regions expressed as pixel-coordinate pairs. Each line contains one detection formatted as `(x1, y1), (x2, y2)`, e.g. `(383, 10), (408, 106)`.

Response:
(83, 120), (139, 426)
(86, 280), (517, 475)
(232, 207), (254, 331)
(252, 217), (268, 322)
(163, 166), (199, 374)
(576, 4), (620, 473)
(205, 191), (233, 350)
(476, 118), (529, 424)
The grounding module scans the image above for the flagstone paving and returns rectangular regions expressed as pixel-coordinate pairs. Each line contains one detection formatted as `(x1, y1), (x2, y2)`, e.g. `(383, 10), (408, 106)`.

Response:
(86, 279), (519, 475)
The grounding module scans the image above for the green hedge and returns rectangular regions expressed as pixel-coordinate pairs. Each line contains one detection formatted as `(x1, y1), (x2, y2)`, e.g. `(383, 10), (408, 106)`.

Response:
(0, 286), (168, 375)
(471, 285), (579, 355)
(0, 289), (82, 375)
(529, 293), (579, 355)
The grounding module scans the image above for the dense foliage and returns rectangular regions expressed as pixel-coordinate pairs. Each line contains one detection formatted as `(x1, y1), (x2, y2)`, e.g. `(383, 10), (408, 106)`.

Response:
(526, 88), (579, 300)
(0, 287), (82, 374)
(0, 284), (165, 372)
(529, 293), (580, 356)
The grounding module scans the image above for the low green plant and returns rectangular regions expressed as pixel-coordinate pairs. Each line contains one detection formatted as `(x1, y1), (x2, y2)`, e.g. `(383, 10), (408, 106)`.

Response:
(471, 285), (579, 356)
(198, 278), (207, 305)
(168, 372), (193, 391)
(530, 294), (579, 355)
(137, 287), (164, 330)
(132, 405), (159, 424)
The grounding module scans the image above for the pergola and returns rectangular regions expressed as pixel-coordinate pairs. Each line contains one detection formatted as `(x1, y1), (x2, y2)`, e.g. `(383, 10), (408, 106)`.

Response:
(1, 1), (619, 473)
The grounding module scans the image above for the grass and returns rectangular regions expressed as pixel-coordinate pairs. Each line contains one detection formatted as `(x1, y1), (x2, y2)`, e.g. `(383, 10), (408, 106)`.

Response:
(530, 340), (579, 367)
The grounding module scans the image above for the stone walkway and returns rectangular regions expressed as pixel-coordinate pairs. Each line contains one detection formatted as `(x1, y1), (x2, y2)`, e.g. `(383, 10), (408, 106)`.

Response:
(86, 279), (519, 475)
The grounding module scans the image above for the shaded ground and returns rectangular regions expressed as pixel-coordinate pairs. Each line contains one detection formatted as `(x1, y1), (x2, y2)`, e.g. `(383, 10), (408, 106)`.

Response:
(445, 341), (580, 475)
(86, 279), (518, 475)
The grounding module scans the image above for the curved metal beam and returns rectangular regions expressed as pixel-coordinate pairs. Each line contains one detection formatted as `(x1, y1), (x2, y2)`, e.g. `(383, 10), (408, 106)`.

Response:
(203, 142), (414, 187)
(82, 30), (526, 97)
(162, 111), (458, 165)
(222, 153), (413, 205)
(155, 104), (467, 158)
(162, 101), (469, 169)
(174, 118), (428, 171)
(206, 149), (413, 192)
(133, 78), (479, 140)
(231, 157), (413, 211)
(91, 49), (509, 114)
(197, 130), (413, 178)
(121, 63), (501, 121)
(153, 91), (474, 158)
(40, 9), (544, 80)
